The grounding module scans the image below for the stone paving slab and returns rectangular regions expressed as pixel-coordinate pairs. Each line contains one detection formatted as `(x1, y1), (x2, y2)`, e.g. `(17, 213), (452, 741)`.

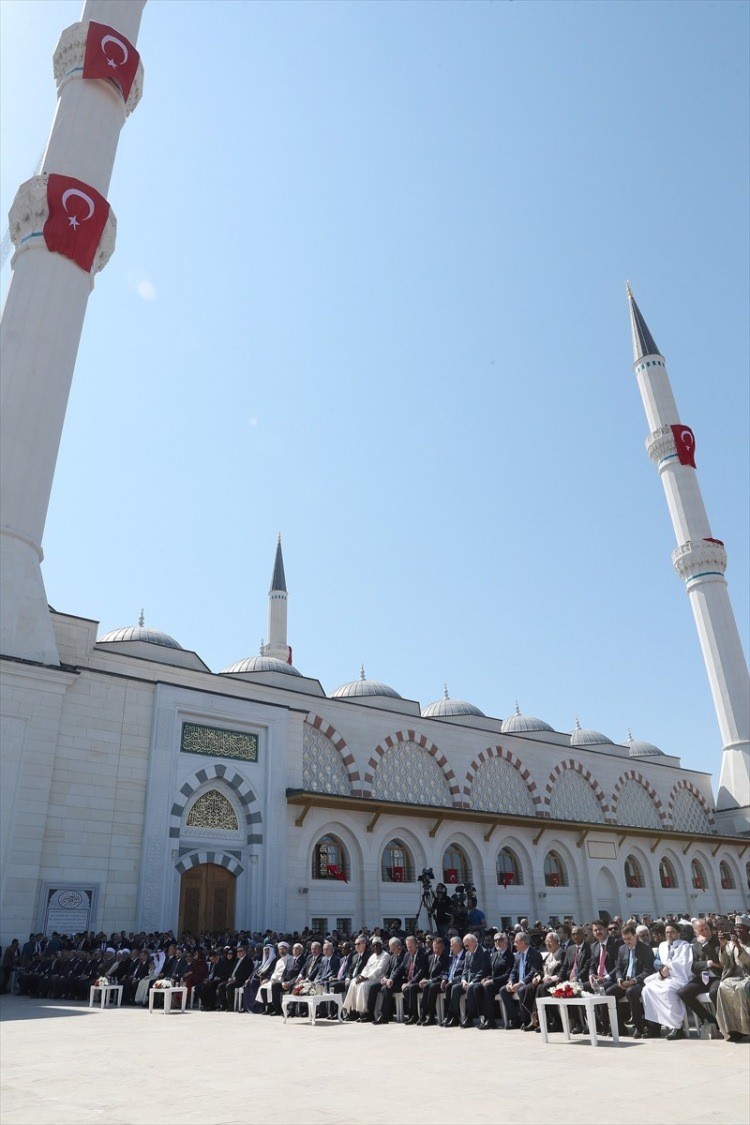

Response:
(1, 996), (748, 1125)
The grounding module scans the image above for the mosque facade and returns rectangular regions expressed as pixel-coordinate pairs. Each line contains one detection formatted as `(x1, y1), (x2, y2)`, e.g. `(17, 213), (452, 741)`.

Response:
(0, 1), (748, 947)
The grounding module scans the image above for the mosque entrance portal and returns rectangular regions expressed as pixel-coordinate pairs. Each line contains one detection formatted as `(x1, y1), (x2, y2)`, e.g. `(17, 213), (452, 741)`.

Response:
(178, 863), (236, 935)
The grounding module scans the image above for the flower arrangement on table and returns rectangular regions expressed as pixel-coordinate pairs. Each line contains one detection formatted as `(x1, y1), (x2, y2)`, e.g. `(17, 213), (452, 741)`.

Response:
(153, 978), (176, 990)
(95, 976), (112, 988)
(549, 981), (583, 998)
(292, 981), (316, 996)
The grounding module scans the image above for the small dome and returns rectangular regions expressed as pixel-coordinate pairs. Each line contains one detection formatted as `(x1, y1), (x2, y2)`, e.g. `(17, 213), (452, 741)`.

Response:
(570, 719), (614, 748)
(331, 666), (401, 700)
(221, 655), (302, 677)
(422, 686), (484, 718)
(502, 703), (553, 734)
(97, 625), (183, 650)
(627, 730), (664, 758)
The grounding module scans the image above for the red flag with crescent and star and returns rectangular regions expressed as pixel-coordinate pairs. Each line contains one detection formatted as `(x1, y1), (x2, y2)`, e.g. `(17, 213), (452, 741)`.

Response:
(43, 174), (110, 273)
(670, 424), (696, 468)
(83, 21), (140, 102)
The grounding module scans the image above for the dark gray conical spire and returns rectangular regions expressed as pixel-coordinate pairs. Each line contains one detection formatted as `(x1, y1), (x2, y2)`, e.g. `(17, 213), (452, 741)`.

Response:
(270, 534), (287, 593)
(626, 283), (661, 362)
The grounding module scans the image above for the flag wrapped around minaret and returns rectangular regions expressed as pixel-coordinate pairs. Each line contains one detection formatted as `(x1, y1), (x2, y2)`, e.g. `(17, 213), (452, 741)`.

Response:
(43, 174), (110, 273)
(670, 424), (697, 468)
(83, 21), (140, 101)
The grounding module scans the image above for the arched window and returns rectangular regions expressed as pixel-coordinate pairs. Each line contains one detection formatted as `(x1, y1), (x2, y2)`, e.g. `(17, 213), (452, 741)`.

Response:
(442, 844), (470, 886)
(544, 850), (568, 888)
(381, 839), (414, 883)
(659, 856), (678, 889)
(719, 861), (735, 890)
(312, 834), (350, 881)
(624, 854), (644, 889)
(496, 847), (523, 887)
(691, 858), (708, 891)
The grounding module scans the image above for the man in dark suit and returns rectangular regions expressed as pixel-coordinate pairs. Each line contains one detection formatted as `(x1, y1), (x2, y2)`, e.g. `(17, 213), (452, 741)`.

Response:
(316, 941), (342, 991)
(678, 918), (721, 1031)
(500, 932), (544, 1029)
(299, 942), (323, 984)
(478, 931), (514, 1029)
(586, 920), (622, 992)
(270, 943), (305, 1015)
(448, 933), (491, 1027)
(417, 936), (450, 1025)
(372, 937), (407, 1023)
(430, 936), (466, 1027)
(401, 936), (429, 1024)
(604, 923), (655, 1036)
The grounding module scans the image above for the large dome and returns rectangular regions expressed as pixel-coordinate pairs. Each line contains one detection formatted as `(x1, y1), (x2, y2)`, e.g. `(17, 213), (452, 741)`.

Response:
(331, 666), (401, 700)
(422, 688), (484, 718)
(97, 625), (183, 650)
(221, 655), (302, 677)
(627, 730), (664, 758)
(570, 719), (614, 748)
(501, 703), (553, 734)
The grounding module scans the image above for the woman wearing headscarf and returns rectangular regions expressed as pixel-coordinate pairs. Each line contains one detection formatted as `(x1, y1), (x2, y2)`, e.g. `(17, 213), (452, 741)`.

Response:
(642, 922), (693, 1039)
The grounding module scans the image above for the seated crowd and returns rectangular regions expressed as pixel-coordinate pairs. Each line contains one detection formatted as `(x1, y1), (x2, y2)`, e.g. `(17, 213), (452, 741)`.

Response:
(4, 911), (749, 1044)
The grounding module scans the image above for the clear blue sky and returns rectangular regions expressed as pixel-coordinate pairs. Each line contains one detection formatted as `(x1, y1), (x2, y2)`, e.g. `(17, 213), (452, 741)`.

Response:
(1, 0), (748, 780)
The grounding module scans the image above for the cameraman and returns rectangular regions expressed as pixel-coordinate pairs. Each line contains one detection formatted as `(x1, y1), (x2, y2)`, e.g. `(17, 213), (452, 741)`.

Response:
(433, 884), (452, 940)
(467, 896), (486, 933)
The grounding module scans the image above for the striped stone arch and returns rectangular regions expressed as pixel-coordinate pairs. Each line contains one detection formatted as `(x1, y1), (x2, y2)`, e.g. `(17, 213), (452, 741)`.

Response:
(170, 764), (263, 845)
(543, 760), (612, 822)
(611, 770), (667, 826)
(362, 729), (461, 806)
(175, 850), (243, 876)
(462, 745), (542, 812)
(305, 712), (360, 793)
(667, 780), (716, 833)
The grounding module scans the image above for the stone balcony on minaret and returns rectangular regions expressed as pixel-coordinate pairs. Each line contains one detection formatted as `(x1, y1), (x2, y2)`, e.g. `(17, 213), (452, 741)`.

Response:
(54, 22), (144, 116)
(8, 175), (117, 280)
(672, 539), (728, 589)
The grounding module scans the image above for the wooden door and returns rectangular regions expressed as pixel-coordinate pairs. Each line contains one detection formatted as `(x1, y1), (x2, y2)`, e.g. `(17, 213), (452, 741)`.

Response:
(178, 863), (236, 936)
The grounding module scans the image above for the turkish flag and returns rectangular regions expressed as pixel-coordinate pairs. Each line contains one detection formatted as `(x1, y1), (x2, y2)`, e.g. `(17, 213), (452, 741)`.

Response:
(43, 174), (110, 273)
(550, 873), (560, 887)
(445, 869), (458, 884)
(391, 866), (404, 883)
(671, 424), (696, 468)
(83, 21), (140, 102)
(502, 872), (514, 888)
(326, 864), (348, 883)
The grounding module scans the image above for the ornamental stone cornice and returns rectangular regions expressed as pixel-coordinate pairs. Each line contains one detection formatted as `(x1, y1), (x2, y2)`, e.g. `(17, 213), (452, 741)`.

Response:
(8, 175), (117, 277)
(672, 539), (728, 582)
(53, 22), (144, 117)
(646, 425), (676, 466)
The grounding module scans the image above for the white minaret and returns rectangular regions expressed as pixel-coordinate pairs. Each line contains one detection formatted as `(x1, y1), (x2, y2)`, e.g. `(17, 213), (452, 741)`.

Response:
(0, 0), (146, 664)
(627, 285), (750, 833)
(261, 536), (292, 664)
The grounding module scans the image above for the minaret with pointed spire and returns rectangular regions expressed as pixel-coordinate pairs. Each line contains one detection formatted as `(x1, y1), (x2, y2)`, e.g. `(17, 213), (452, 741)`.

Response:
(260, 535), (292, 664)
(626, 285), (749, 833)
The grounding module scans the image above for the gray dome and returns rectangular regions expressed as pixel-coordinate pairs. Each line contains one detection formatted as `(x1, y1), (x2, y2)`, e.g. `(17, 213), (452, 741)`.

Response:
(570, 720), (614, 748)
(627, 732), (664, 758)
(422, 688), (484, 718)
(97, 625), (183, 650)
(332, 666), (401, 700)
(221, 655), (302, 677)
(502, 703), (553, 734)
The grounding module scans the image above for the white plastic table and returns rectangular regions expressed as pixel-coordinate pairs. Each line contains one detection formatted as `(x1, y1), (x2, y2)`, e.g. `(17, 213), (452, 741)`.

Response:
(149, 985), (188, 1014)
(281, 992), (343, 1025)
(89, 983), (123, 1008)
(536, 994), (619, 1047)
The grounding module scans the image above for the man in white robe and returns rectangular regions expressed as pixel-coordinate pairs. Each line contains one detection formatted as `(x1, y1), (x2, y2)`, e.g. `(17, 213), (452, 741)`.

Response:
(343, 938), (389, 1021)
(642, 923), (692, 1039)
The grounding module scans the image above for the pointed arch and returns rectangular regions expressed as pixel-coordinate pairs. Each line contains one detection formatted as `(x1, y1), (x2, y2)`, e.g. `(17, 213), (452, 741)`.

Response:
(362, 730), (460, 806)
(170, 764), (263, 844)
(611, 770), (667, 828)
(304, 713), (358, 793)
(544, 760), (611, 823)
(463, 745), (542, 814)
(175, 850), (243, 877)
(668, 780), (715, 834)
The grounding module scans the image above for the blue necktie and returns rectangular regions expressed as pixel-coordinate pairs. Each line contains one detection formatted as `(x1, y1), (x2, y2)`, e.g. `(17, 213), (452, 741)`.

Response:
(519, 952), (526, 980)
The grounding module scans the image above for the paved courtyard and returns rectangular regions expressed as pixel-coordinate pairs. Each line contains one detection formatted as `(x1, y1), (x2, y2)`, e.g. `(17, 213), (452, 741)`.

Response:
(0, 995), (747, 1125)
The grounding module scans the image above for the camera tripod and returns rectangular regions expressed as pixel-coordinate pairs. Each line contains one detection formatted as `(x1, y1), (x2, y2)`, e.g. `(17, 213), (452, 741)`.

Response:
(414, 885), (436, 931)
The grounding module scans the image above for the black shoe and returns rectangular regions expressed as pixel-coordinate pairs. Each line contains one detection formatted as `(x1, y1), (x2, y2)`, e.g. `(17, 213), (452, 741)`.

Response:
(665, 1028), (686, 1041)
(631, 1028), (643, 1039)
(373, 1016), (389, 1025)
(522, 1023), (535, 1032)
(421, 1016), (436, 1026)
(477, 1022), (495, 1030)
(460, 1019), (473, 1029)
(442, 1016), (458, 1028)
(358, 1014), (372, 1022)
(404, 1016), (418, 1025)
